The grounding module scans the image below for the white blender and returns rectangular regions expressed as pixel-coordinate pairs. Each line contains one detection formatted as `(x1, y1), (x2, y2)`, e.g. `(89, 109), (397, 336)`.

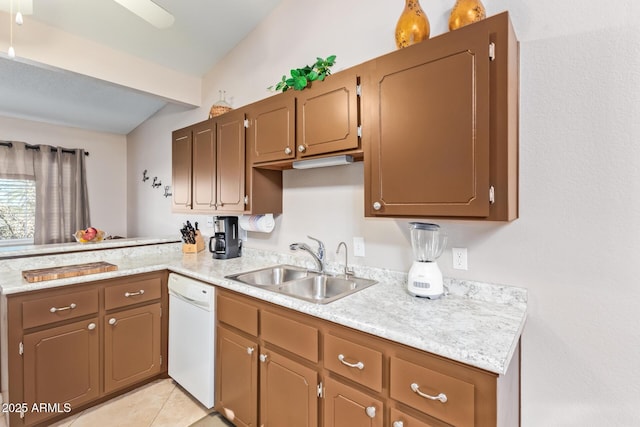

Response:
(407, 222), (448, 299)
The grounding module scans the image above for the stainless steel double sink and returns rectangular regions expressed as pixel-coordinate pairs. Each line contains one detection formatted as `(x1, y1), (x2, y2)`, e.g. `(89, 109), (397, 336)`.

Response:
(225, 265), (377, 304)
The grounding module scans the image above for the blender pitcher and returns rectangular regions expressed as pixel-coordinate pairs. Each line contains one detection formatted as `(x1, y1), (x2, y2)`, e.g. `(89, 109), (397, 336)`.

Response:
(407, 222), (447, 298)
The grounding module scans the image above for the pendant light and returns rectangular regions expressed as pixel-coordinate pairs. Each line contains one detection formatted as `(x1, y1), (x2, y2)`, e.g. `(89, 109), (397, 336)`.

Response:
(8, 0), (15, 58)
(6, 0), (23, 59)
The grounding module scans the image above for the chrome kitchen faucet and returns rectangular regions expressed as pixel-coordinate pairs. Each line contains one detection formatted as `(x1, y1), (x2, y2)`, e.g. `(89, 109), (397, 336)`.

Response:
(289, 236), (325, 273)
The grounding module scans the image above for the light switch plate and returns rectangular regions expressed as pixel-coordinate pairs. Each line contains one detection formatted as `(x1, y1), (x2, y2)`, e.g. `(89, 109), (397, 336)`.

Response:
(353, 237), (365, 257)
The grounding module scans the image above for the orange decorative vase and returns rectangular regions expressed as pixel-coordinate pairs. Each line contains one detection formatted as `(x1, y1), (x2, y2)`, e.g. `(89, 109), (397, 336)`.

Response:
(449, 0), (486, 31)
(395, 0), (430, 49)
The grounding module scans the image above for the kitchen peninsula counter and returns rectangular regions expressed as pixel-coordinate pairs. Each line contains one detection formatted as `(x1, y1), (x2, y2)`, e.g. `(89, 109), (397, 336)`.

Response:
(0, 242), (526, 375)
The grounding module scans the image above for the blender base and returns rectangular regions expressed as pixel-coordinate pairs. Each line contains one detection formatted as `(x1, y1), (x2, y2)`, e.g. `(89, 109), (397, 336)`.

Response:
(407, 290), (443, 299)
(407, 261), (444, 299)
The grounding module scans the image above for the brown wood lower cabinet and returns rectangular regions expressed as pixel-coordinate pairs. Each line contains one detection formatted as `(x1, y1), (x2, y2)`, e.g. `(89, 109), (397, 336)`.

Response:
(215, 326), (258, 427)
(22, 317), (100, 426)
(215, 289), (520, 427)
(104, 303), (162, 394)
(1, 271), (168, 427)
(260, 348), (318, 427)
(324, 377), (383, 427)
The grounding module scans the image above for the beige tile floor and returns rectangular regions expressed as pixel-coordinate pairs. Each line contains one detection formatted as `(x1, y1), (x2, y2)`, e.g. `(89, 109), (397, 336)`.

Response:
(1, 379), (231, 427)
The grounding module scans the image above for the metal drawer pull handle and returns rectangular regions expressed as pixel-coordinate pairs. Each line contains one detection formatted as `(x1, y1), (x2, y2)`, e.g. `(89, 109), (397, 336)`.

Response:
(124, 290), (145, 297)
(393, 421), (404, 427)
(410, 383), (448, 403)
(109, 318), (117, 326)
(338, 354), (364, 370)
(87, 323), (96, 330)
(49, 303), (76, 313)
(365, 406), (376, 418)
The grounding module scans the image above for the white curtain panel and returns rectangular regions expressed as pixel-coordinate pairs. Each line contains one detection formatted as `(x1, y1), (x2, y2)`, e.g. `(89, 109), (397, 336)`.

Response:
(32, 145), (91, 244)
(0, 141), (35, 180)
(1, 142), (90, 244)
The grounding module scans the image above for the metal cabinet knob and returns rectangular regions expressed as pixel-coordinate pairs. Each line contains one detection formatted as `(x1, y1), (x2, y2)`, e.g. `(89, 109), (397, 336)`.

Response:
(372, 201), (382, 211)
(284, 147), (292, 155)
(297, 145), (306, 153)
(247, 347), (255, 355)
(244, 195), (249, 205)
(392, 422), (404, 427)
(259, 354), (268, 363)
(87, 323), (96, 331)
(108, 318), (117, 326)
(365, 406), (376, 418)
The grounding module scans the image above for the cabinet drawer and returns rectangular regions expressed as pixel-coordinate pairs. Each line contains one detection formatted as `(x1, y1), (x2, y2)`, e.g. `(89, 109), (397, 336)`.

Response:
(217, 293), (259, 336)
(261, 310), (318, 362)
(324, 333), (383, 392)
(390, 357), (475, 427)
(22, 288), (99, 329)
(105, 276), (162, 310)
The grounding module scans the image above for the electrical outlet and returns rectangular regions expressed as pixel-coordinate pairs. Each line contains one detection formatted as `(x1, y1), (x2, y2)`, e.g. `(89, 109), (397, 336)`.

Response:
(353, 237), (365, 257)
(452, 248), (468, 270)
(206, 216), (214, 228)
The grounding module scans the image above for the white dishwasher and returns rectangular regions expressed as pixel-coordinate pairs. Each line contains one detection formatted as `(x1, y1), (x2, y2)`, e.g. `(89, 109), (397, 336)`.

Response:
(168, 273), (215, 408)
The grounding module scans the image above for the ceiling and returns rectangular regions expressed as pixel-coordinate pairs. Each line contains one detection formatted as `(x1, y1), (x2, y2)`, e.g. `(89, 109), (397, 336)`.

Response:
(0, 0), (283, 134)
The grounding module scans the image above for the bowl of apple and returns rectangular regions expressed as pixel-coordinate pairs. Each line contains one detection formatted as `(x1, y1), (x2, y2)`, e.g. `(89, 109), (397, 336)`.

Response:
(74, 227), (106, 243)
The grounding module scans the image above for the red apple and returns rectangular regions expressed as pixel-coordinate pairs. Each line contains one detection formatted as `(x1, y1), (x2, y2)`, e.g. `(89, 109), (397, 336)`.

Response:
(84, 227), (97, 241)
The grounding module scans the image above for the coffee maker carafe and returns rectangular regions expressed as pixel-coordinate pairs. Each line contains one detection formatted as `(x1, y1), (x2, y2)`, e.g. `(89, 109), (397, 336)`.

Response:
(209, 216), (241, 259)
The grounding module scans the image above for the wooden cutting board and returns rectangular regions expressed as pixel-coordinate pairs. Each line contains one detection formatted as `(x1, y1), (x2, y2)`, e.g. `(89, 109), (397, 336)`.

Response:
(22, 262), (118, 283)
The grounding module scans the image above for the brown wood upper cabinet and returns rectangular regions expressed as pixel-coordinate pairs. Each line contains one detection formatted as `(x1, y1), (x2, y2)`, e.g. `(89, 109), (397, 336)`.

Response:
(246, 91), (296, 164)
(172, 110), (246, 213)
(247, 68), (362, 167)
(364, 12), (518, 220)
(296, 70), (360, 158)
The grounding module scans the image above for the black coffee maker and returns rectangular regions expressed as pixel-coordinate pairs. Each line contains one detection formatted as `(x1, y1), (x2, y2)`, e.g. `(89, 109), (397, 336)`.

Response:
(209, 216), (241, 259)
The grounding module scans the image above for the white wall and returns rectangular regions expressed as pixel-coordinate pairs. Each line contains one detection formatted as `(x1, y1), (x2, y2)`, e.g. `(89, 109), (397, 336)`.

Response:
(127, 0), (640, 424)
(0, 116), (128, 237)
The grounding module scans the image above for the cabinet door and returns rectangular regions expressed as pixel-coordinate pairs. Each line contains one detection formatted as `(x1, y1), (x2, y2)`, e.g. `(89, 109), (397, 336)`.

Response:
(192, 120), (217, 212)
(365, 29), (490, 218)
(216, 110), (246, 212)
(171, 127), (192, 212)
(216, 326), (258, 427)
(296, 70), (360, 157)
(259, 349), (318, 427)
(104, 303), (162, 393)
(390, 407), (447, 427)
(23, 317), (100, 425)
(324, 377), (383, 427)
(247, 92), (296, 164)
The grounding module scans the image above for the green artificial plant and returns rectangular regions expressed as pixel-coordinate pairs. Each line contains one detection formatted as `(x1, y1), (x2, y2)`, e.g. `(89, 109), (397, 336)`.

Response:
(270, 55), (337, 92)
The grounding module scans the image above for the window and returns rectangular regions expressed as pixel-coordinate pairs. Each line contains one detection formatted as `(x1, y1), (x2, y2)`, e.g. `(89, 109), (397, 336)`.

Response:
(0, 178), (36, 245)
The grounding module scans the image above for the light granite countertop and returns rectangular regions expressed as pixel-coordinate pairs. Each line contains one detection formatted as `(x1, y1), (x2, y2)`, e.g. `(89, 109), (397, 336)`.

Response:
(0, 242), (527, 375)
(0, 236), (180, 259)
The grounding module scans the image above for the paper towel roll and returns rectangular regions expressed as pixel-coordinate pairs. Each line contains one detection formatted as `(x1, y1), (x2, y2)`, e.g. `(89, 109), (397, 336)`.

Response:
(239, 214), (275, 233)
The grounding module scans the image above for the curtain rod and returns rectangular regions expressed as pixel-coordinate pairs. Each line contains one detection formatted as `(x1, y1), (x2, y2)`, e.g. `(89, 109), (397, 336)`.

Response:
(0, 141), (90, 156)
